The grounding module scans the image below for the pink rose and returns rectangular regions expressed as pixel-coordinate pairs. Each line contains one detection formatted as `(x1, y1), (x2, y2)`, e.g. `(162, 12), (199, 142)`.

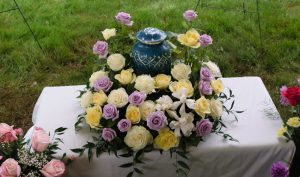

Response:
(0, 156), (3, 160)
(0, 123), (17, 143)
(31, 127), (51, 152)
(0, 158), (21, 177)
(40, 159), (65, 177)
(14, 128), (23, 136)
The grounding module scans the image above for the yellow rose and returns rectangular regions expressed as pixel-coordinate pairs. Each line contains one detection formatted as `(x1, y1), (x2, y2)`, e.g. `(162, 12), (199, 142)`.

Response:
(287, 117), (300, 128)
(85, 106), (102, 129)
(124, 126), (153, 151)
(211, 79), (224, 95)
(195, 96), (211, 118)
(102, 28), (116, 40)
(92, 90), (108, 106)
(171, 63), (191, 80)
(107, 54), (126, 71)
(115, 69), (136, 85)
(278, 126), (287, 137)
(154, 127), (178, 151)
(155, 74), (171, 89)
(126, 105), (141, 124)
(169, 79), (194, 97)
(107, 88), (128, 108)
(134, 75), (155, 94)
(89, 70), (108, 87)
(139, 100), (156, 120)
(177, 29), (200, 48)
(210, 98), (223, 119)
(80, 91), (92, 108)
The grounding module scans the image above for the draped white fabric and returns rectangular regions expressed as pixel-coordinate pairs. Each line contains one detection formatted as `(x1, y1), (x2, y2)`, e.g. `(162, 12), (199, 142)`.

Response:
(26, 77), (295, 177)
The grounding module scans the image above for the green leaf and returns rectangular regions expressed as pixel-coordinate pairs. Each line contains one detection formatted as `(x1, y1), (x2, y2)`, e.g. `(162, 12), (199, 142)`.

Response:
(126, 171), (133, 177)
(119, 153), (132, 158)
(55, 127), (67, 134)
(178, 161), (190, 170)
(229, 101), (235, 110)
(134, 168), (144, 174)
(178, 168), (188, 177)
(235, 110), (244, 113)
(119, 162), (134, 168)
(176, 151), (188, 160)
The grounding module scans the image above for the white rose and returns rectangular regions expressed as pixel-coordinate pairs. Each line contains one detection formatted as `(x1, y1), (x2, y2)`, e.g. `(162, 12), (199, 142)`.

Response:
(210, 98), (223, 119)
(80, 91), (92, 108)
(124, 126), (153, 151)
(89, 70), (108, 87)
(203, 61), (222, 78)
(134, 75), (155, 94)
(171, 63), (191, 80)
(155, 95), (173, 111)
(102, 28), (116, 40)
(107, 54), (126, 71)
(139, 100), (156, 120)
(107, 88), (128, 108)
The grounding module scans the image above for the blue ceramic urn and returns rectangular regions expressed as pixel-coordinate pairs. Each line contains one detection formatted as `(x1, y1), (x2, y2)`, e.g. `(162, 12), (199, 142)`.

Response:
(132, 27), (172, 76)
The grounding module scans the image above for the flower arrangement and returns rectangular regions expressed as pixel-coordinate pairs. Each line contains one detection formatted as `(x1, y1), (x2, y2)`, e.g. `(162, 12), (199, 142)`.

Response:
(278, 76), (300, 140)
(0, 123), (69, 177)
(73, 10), (243, 177)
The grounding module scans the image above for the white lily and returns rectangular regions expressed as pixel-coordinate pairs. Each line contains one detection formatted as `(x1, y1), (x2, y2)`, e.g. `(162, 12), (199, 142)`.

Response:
(167, 109), (195, 137)
(171, 89), (195, 113)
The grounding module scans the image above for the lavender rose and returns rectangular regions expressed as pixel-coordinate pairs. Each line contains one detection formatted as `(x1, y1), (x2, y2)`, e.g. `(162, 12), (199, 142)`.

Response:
(128, 91), (147, 106)
(103, 103), (119, 120)
(199, 34), (213, 47)
(147, 111), (167, 131)
(94, 76), (113, 92)
(93, 41), (108, 58)
(115, 12), (133, 26)
(200, 67), (213, 81)
(199, 80), (213, 95)
(196, 119), (213, 137)
(117, 119), (132, 132)
(102, 128), (116, 142)
(271, 161), (289, 177)
(183, 10), (198, 21)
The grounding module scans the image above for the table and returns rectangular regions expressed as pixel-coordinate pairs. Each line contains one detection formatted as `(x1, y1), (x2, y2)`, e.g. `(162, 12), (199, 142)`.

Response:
(26, 77), (296, 177)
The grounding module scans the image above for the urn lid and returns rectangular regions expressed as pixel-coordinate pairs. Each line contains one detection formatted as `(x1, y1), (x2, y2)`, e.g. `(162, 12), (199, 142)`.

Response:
(136, 27), (167, 44)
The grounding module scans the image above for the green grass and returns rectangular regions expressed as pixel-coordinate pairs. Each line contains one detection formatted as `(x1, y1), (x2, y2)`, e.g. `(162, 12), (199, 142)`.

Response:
(0, 0), (299, 130)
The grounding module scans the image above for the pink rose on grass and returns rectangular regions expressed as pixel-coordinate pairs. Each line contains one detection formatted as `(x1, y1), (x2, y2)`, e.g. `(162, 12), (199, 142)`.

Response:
(115, 12), (133, 26)
(93, 41), (108, 58)
(117, 119), (131, 132)
(103, 104), (119, 120)
(146, 111), (168, 131)
(128, 91), (147, 106)
(280, 86), (290, 106)
(14, 128), (23, 136)
(0, 123), (18, 143)
(0, 156), (3, 160)
(94, 76), (113, 92)
(0, 158), (21, 177)
(196, 119), (213, 137)
(183, 10), (198, 21)
(199, 34), (213, 47)
(199, 80), (213, 95)
(102, 128), (116, 142)
(40, 159), (65, 177)
(31, 127), (51, 152)
(200, 67), (213, 81)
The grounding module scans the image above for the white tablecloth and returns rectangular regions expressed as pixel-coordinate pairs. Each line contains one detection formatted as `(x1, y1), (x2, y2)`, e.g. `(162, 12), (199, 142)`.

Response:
(26, 77), (295, 177)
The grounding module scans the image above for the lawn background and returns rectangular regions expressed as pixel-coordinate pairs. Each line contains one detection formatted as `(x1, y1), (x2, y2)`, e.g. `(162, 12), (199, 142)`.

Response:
(0, 0), (300, 143)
